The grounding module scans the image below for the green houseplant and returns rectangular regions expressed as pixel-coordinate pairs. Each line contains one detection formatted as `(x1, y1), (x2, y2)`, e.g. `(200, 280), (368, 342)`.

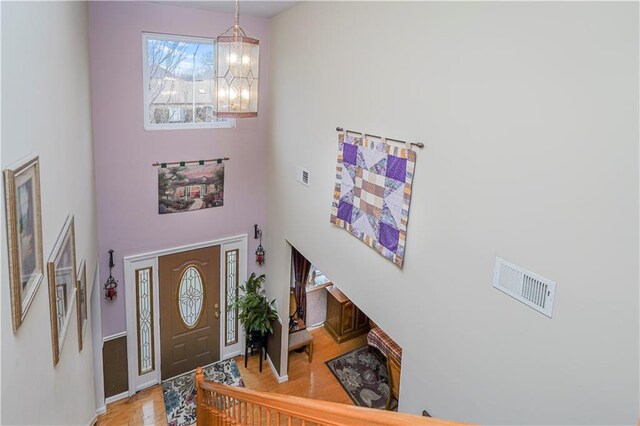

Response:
(234, 273), (278, 342)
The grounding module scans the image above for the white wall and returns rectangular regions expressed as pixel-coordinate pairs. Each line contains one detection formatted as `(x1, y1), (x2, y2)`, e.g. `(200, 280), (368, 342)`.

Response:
(266, 2), (638, 424)
(1, 2), (100, 424)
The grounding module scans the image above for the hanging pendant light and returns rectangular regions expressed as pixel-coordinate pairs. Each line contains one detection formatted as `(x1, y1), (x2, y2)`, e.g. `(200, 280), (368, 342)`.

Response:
(215, 0), (259, 118)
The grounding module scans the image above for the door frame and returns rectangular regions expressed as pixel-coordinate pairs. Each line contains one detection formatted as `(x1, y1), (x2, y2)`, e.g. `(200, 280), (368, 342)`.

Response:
(123, 234), (248, 396)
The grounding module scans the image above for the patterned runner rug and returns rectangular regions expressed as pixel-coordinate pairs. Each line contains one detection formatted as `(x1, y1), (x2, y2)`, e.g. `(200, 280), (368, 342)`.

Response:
(325, 346), (395, 410)
(162, 358), (244, 426)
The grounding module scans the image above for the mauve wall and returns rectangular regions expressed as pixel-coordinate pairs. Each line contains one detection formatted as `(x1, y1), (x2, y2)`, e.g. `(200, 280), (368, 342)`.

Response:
(88, 1), (269, 337)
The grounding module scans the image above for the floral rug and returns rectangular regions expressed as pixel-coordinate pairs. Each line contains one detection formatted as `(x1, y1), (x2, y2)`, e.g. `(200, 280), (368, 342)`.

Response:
(162, 359), (244, 426)
(325, 346), (395, 410)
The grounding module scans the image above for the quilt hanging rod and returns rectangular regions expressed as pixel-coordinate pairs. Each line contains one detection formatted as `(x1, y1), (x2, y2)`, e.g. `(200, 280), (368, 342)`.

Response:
(152, 157), (230, 168)
(336, 127), (424, 149)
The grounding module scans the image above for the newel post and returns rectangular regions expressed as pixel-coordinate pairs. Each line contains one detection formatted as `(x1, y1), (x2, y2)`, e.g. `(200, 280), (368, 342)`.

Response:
(196, 367), (205, 425)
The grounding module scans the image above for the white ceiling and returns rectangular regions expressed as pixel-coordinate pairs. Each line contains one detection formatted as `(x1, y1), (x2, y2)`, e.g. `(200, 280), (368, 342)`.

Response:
(151, 1), (300, 18)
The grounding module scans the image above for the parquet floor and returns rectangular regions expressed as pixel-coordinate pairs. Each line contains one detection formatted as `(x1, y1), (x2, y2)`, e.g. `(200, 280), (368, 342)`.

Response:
(96, 327), (367, 425)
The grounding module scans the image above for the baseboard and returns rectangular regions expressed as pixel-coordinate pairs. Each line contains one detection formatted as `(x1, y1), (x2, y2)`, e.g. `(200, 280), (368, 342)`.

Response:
(136, 378), (160, 392)
(105, 391), (129, 405)
(95, 406), (106, 416)
(86, 414), (98, 426)
(223, 350), (241, 360)
(266, 354), (288, 383)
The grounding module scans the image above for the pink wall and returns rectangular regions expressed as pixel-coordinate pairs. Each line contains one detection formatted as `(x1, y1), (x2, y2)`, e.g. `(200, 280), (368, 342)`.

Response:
(88, 2), (269, 337)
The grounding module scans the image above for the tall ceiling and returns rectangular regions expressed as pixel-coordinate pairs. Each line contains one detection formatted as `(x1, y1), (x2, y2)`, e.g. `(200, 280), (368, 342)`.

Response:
(151, 1), (299, 18)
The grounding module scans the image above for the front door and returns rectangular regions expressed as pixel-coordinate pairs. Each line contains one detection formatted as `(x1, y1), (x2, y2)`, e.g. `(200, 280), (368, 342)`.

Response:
(159, 246), (221, 380)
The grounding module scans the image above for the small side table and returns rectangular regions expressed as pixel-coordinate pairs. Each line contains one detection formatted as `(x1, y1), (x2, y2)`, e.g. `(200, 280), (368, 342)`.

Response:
(244, 334), (267, 372)
(289, 318), (306, 334)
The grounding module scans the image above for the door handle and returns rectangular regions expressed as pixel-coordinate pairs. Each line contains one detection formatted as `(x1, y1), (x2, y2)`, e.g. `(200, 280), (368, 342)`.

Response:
(214, 311), (220, 319)
(214, 303), (219, 309)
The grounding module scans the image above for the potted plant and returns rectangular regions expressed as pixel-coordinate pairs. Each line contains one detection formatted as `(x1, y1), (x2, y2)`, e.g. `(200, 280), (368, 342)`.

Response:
(234, 273), (279, 346)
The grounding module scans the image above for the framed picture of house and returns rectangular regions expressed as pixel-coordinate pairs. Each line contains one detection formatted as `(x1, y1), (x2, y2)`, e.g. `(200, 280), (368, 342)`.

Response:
(47, 215), (77, 366)
(4, 155), (44, 333)
(76, 259), (88, 351)
(158, 162), (224, 214)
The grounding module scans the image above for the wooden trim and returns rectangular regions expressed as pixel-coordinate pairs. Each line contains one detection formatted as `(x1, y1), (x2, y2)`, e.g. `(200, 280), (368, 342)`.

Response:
(5, 155), (45, 333)
(76, 259), (87, 352)
(306, 281), (332, 293)
(47, 215), (77, 366)
(195, 378), (469, 425)
(103, 336), (129, 398)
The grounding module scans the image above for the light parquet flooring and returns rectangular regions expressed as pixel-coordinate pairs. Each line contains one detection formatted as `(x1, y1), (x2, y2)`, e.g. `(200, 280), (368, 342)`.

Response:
(96, 326), (367, 425)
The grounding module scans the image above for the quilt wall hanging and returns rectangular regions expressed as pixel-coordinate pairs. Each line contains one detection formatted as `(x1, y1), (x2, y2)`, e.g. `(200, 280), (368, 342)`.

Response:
(156, 159), (226, 215)
(330, 133), (417, 268)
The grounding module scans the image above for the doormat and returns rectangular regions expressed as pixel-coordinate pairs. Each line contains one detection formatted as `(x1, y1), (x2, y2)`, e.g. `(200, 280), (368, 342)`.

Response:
(325, 346), (396, 410)
(162, 358), (244, 426)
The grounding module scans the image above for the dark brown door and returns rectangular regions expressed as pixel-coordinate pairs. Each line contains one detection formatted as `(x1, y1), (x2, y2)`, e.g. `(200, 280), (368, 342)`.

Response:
(159, 246), (220, 380)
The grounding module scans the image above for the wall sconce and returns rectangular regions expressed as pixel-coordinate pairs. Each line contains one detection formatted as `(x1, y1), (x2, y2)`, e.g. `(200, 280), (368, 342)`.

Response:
(104, 249), (118, 300)
(254, 224), (265, 265)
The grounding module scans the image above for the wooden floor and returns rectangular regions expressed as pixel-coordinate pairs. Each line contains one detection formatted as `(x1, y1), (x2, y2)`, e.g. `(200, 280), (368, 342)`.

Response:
(96, 327), (367, 425)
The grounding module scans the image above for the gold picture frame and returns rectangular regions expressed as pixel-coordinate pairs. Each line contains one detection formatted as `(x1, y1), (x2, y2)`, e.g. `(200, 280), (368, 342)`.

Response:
(76, 259), (88, 352)
(47, 215), (77, 366)
(4, 155), (44, 333)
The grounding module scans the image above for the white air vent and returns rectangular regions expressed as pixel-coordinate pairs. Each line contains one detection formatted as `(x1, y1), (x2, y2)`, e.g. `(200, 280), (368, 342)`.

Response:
(493, 257), (556, 318)
(296, 166), (309, 186)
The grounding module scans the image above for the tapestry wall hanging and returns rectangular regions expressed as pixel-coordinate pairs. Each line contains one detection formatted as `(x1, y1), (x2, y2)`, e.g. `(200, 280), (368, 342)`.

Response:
(330, 133), (416, 268)
(158, 162), (224, 214)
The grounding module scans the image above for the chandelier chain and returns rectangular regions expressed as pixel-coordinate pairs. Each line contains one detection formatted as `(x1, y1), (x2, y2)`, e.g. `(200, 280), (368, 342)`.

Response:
(235, 0), (240, 30)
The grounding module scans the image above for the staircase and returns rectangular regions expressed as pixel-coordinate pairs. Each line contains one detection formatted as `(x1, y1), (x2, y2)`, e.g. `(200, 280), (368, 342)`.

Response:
(195, 367), (466, 426)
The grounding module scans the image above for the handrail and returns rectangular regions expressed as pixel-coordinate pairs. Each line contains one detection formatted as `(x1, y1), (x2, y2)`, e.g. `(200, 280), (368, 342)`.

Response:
(196, 367), (469, 426)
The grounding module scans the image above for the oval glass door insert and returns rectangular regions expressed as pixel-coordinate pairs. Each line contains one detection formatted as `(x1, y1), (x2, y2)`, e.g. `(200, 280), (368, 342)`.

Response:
(178, 266), (205, 328)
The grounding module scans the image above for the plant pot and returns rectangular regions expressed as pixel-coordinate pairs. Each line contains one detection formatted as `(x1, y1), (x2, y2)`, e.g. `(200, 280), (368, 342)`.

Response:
(248, 331), (267, 348)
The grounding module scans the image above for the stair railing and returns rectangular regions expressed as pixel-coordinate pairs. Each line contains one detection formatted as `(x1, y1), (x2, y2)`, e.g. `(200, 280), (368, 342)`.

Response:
(195, 366), (467, 426)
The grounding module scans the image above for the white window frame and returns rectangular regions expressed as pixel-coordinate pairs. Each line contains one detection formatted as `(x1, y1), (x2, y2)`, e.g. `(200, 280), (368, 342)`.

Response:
(142, 32), (235, 131)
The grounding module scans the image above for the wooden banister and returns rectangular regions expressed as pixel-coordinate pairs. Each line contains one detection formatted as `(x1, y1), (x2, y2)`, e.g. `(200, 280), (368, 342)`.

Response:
(195, 368), (468, 426)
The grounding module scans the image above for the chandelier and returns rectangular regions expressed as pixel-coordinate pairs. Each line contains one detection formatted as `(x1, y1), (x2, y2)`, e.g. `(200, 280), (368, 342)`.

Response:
(215, 0), (259, 118)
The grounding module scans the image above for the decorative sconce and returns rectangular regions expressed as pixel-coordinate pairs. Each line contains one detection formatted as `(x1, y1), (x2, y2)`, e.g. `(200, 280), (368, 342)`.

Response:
(215, 0), (260, 118)
(104, 249), (118, 300)
(254, 224), (265, 265)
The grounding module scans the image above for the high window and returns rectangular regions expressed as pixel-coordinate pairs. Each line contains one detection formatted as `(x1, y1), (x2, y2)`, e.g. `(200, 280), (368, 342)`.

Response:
(142, 33), (234, 130)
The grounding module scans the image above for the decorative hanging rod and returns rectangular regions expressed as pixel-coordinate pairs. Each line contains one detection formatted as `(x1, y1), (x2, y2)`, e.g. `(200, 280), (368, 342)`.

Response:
(336, 127), (424, 149)
(152, 157), (230, 167)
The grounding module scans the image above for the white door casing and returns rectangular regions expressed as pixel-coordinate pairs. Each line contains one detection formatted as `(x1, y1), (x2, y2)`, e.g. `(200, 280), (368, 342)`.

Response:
(124, 234), (248, 395)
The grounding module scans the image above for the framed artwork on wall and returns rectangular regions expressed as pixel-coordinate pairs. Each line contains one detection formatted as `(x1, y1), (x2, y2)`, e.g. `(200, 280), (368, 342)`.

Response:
(76, 259), (88, 351)
(158, 162), (225, 214)
(4, 155), (44, 333)
(47, 215), (77, 366)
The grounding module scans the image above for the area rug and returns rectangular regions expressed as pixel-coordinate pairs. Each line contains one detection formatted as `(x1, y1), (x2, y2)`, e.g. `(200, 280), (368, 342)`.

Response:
(325, 346), (395, 410)
(162, 359), (244, 426)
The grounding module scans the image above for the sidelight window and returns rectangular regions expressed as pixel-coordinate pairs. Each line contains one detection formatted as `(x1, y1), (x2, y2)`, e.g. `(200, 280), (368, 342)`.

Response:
(225, 249), (239, 346)
(136, 267), (154, 375)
